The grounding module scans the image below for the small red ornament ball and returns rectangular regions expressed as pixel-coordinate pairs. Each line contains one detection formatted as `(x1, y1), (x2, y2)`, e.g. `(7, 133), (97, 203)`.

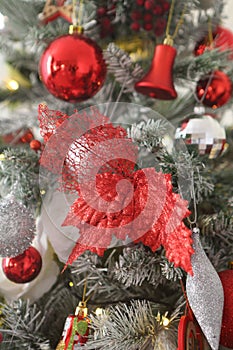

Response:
(2, 246), (42, 284)
(39, 34), (107, 102)
(219, 269), (233, 348)
(196, 70), (232, 108)
(30, 139), (41, 151)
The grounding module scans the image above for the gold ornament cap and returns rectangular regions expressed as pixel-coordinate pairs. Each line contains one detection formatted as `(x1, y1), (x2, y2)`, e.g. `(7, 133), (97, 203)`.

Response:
(75, 301), (88, 317)
(69, 24), (83, 34)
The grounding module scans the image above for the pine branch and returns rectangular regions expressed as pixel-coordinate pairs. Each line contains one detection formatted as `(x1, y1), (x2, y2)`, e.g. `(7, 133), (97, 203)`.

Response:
(104, 43), (144, 93)
(87, 299), (182, 350)
(160, 258), (184, 282)
(174, 49), (233, 81)
(0, 148), (41, 208)
(127, 119), (169, 152)
(198, 210), (233, 270)
(113, 245), (163, 288)
(0, 300), (51, 350)
(158, 150), (214, 203)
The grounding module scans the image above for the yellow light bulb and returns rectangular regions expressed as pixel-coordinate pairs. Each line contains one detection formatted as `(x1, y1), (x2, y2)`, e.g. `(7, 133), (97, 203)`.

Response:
(7, 79), (19, 91)
(69, 281), (74, 287)
(162, 317), (170, 327)
(95, 308), (103, 316)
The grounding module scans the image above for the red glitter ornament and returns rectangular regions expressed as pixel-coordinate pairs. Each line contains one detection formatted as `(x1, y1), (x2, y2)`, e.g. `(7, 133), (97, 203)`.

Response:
(38, 104), (193, 274)
(196, 70), (232, 109)
(219, 269), (233, 348)
(39, 34), (106, 102)
(2, 246), (42, 283)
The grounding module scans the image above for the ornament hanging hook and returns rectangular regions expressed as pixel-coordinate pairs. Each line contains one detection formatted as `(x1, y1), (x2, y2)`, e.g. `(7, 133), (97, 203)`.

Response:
(164, 0), (187, 46)
(69, 0), (84, 34)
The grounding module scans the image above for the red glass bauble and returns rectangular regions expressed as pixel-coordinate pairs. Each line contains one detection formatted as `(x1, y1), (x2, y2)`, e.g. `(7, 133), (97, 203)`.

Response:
(39, 34), (107, 102)
(219, 270), (233, 348)
(2, 246), (42, 283)
(196, 70), (232, 108)
(194, 26), (233, 58)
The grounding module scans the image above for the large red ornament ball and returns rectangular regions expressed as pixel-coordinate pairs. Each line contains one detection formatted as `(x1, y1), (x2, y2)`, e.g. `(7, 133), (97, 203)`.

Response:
(2, 246), (42, 283)
(39, 34), (107, 102)
(219, 269), (233, 348)
(196, 71), (232, 109)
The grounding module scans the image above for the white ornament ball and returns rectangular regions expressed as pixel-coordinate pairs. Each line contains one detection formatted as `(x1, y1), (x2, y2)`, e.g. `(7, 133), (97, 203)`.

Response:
(175, 114), (227, 159)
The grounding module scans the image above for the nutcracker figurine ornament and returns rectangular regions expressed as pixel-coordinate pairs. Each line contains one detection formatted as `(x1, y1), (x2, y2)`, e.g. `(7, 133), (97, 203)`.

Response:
(56, 281), (90, 349)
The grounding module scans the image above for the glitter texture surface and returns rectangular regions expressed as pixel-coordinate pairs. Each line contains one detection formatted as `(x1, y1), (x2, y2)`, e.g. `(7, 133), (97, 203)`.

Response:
(0, 196), (35, 257)
(186, 230), (224, 350)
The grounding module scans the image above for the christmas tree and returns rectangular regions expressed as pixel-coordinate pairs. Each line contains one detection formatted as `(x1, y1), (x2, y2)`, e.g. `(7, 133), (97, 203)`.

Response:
(0, 0), (233, 349)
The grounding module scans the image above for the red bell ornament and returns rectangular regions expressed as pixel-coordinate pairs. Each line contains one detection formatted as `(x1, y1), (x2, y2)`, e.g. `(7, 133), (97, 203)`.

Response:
(39, 34), (107, 102)
(196, 70), (232, 109)
(135, 43), (177, 100)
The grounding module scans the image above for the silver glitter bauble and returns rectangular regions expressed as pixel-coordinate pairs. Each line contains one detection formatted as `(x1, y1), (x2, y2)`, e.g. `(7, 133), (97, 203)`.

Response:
(186, 229), (224, 350)
(0, 195), (35, 257)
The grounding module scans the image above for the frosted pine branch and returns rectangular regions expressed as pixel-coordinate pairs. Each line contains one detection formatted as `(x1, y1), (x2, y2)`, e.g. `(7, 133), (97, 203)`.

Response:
(128, 119), (169, 152)
(160, 257), (184, 282)
(87, 300), (180, 350)
(0, 300), (51, 350)
(104, 43), (144, 93)
(0, 148), (41, 208)
(113, 246), (163, 287)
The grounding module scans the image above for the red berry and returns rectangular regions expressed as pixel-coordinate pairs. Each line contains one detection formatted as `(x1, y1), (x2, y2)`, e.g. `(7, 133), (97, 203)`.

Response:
(101, 17), (112, 28)
(153, 4), (163, 15)
(143, 22), (153, 31)
(100, 17), (113, 38)
(97, 7), (107, 17)
(20, 130), (34, 143)
(131, 22), (141, 31)
(136, 0), (145, 5)
(162, 1), (170, 12)
(130, 10), (142, 20)
(30, 139), (41, 151)
(154, 18), (166, 36)
(143, 12), (153, 22)
(144, 0), (154, 10)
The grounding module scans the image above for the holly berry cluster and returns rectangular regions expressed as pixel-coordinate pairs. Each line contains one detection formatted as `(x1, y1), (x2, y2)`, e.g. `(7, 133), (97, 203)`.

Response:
(95, 0), (170, 39)
(96, 1), (117, 38)
(130, 0), (170, 37)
